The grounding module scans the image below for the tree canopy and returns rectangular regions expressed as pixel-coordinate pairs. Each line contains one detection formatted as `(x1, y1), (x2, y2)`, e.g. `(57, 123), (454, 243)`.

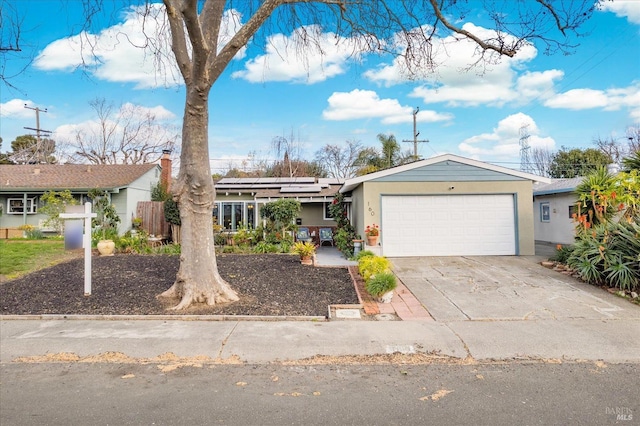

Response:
(549, 147), (612, 179)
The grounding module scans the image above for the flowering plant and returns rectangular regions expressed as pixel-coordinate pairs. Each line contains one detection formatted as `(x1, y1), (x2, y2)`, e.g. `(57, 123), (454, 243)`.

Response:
(365, 224), (379, 237)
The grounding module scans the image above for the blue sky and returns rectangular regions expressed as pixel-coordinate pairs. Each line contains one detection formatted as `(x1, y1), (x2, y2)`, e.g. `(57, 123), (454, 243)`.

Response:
(1, 0), (639, 174)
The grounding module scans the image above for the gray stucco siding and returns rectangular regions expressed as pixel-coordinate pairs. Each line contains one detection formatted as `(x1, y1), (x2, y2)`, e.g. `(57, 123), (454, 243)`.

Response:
(372, 162), (528, 182)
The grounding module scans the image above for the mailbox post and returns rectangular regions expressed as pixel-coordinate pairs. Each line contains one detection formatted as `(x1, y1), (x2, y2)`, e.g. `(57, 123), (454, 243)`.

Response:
(59, 202), (97, 296)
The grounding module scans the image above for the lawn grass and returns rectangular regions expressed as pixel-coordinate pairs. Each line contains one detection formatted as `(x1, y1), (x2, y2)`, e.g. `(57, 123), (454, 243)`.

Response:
(0, 239), (80, 280)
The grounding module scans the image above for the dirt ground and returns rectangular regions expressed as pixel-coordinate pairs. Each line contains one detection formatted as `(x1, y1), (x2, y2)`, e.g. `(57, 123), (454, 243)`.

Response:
(0, 254), (358, 317)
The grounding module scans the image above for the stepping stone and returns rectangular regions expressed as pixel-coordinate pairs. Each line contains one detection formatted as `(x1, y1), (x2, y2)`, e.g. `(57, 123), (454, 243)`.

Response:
(335, 309), (361, 319)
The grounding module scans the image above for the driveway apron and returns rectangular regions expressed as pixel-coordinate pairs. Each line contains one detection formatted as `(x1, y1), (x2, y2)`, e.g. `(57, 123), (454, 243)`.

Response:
(390, 256), (640, 361)
(390, 256), (639, 322)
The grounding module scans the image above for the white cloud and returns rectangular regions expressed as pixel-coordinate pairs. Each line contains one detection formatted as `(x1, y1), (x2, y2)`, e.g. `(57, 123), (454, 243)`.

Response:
(458, 112), (555, 160)
(232, 25), (361, 84)
(544, 83), (640, 120)
(544, 88), (609, 110)
(0, 99), (38, 118)
(34, 5), (245, 89)
(366, 23), (538, 107)
(121, 103), (176, 121)
(600, 0), (640, 24)
(322, 89), (453, 125)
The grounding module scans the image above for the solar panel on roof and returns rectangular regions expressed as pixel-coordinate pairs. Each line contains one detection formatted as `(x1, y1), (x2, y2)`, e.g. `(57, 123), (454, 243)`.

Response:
(280, 185), (322, 193)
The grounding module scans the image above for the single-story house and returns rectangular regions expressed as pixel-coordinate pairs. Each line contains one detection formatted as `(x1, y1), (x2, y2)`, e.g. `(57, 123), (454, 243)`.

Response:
(339, 154), (551, 257)
(0, 163), (163, 236)
(532, 177), (582, 245)
(213, 177), (344, 237)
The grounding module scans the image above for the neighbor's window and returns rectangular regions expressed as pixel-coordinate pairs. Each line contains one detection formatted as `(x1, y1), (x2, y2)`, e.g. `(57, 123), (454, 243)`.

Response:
(540, 203), (550, 222)
(568, 205), (576, 219)
(7, 198), (38, 214)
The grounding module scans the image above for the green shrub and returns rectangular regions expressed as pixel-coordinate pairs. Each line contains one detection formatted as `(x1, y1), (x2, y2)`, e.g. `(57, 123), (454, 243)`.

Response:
(365, 272), (397, 297)
(214, 233), (227, 246)
(154, 244), (181, 255)
(358, 255), (392, 282)
(24, 228), (45, 240)
(278, 240), (292, 254)
(567, 220), (639, 291)
(253, 241), (279, 253)
(233, 227), (252, 246)
(550, 245), (573, 263)
(355, 250), (375, 261)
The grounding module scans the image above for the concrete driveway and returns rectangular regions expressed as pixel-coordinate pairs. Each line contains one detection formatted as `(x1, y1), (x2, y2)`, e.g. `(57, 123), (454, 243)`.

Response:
(391, 256), (639, 322)
(390, 256), (640, 361)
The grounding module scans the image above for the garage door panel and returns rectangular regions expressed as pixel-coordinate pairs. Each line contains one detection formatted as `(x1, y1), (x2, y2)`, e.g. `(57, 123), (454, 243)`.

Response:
(382, 194), (516, 257)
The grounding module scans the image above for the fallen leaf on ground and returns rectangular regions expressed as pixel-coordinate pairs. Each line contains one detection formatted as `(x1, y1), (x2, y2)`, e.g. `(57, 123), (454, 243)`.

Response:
(420, 389), (454, 401)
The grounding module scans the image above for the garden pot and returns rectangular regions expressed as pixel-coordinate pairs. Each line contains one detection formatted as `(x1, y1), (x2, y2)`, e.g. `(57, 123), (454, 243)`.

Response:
(97, 239), (115, 256)
(367, 236), (379, 246)
(377, 290), (394, 303)
(300, 255), (313, 265)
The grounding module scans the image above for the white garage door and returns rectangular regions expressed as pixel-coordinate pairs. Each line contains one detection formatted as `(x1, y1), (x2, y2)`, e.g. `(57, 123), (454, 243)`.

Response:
(381, 194), (516, 257)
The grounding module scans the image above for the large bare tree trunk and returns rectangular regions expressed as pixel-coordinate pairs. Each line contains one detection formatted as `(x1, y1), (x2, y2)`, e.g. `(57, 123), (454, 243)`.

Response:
(159, 86), (238, 309)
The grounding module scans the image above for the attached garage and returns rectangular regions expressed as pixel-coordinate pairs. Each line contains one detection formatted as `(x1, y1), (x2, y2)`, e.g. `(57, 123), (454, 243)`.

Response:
(381, 194), (516, 256)
(341, 154), (551, 257)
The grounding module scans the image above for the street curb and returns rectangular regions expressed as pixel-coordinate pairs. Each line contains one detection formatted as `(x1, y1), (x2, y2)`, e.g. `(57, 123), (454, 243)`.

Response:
(0, 314), (327, 322)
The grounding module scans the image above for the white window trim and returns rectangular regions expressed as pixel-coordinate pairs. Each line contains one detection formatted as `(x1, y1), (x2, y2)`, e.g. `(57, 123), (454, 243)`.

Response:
(7, 197), (38, 214)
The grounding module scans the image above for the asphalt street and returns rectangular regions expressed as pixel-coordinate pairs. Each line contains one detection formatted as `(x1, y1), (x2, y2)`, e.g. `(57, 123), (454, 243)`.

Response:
(1, 361), (637, 426)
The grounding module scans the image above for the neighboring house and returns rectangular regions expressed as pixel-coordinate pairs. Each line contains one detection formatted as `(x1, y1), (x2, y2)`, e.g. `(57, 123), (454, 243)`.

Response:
(532, 177), (582, 245)
(340, 154), (551, 257)
(0, 163), (162, 235)
(213, 177), (343, 236)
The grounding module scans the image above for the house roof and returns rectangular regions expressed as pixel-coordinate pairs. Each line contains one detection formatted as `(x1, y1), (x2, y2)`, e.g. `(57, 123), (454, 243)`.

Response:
(0, 164), (159, 192)
(215, 177), (343, 199)
(340, 154), (552, 193)
(533, 177), (583, 196)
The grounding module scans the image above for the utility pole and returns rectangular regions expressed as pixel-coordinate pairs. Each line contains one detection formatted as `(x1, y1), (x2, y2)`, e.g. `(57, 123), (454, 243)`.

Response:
(402, 107), (429, 161)
(23, 104), (52, 164)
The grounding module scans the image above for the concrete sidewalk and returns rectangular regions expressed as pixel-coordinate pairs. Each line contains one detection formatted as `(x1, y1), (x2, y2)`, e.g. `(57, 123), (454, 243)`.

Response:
(2, 315), (638, 364)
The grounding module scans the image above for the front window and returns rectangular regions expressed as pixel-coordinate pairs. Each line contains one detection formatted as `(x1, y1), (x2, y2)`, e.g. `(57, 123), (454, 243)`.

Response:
(7, 197), (37, 214)
(215, 202), (256, 230)
(540, 203), (550, 222)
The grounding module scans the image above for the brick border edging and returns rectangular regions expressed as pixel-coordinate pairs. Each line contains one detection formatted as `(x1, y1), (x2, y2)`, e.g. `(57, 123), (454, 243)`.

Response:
(348, 266), (380, 315)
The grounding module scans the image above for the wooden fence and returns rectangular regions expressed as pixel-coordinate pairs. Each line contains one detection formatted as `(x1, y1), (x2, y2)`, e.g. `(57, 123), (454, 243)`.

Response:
(136, 201), (171, 238)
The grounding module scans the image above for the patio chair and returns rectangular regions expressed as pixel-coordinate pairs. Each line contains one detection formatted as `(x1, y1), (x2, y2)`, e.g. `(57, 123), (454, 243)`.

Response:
(296, 227), (312, 243)
(319, 227), (334, 246)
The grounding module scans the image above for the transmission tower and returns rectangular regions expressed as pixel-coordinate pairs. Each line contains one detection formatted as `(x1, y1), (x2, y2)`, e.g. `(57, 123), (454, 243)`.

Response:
(519, 124), (532, 173)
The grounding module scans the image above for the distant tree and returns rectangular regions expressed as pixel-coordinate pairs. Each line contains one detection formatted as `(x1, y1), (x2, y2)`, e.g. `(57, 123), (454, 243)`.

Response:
(266, 158), (326, 178)
(9, 134), (56, 164)
(151, 181), (171, 202)
(529, 147), (554, 177)
(315, 140), (362, 179)
(355, 133), (413, 176)
(594, 136), (628, 165)
(548, 147), (612, 179)
(0, 137), (12, 164)
(65, 98), (179, 165)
